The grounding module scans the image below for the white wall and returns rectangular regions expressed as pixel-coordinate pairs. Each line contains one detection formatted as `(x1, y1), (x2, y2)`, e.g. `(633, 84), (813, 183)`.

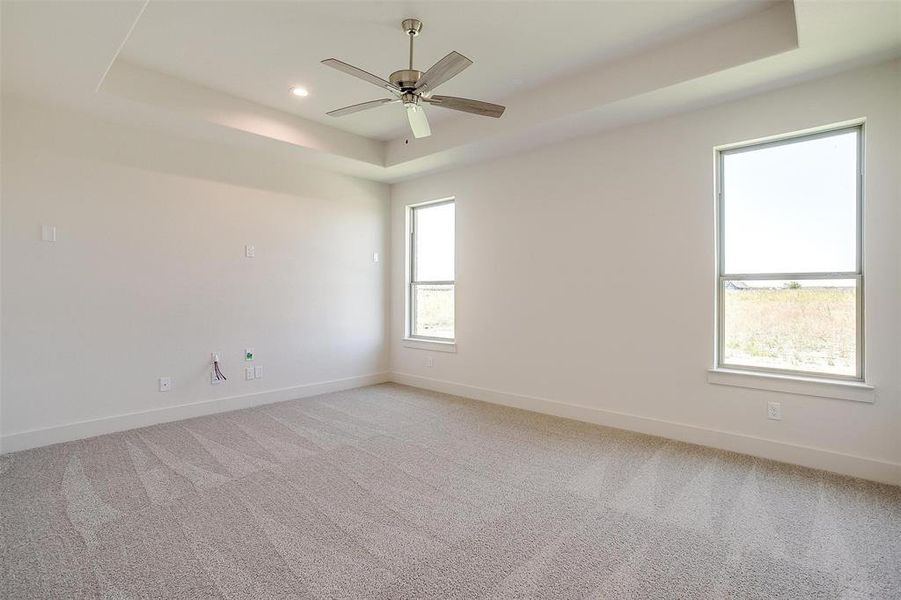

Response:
(390, 60), (901, 484)
(0, 98), (390, 450)
(2, 60), (898, 485)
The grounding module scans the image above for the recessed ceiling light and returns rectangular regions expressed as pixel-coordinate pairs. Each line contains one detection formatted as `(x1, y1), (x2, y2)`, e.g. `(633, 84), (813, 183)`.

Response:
(291, 87), (309, 97)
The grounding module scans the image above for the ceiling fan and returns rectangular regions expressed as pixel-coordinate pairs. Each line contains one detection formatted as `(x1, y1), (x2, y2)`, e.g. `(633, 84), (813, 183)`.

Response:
(321, 18), (505, 139)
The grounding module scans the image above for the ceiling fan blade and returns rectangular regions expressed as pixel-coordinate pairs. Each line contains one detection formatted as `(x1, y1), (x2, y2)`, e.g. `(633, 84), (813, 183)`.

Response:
(321, 58), (401, 94)
(414, 51), (472, 95)
(327, 98), (400, 117)
(425, 95), (505, 118)
(406, 104), (431, 138)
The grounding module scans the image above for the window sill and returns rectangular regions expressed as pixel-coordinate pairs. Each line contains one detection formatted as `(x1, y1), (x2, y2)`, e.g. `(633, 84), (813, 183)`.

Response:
(707, 368), (874, 403)
(402, 338), (457, 353)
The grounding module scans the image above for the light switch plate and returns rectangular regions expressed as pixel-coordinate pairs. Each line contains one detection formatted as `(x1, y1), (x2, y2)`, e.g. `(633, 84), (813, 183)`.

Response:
(245, 367), (255, 380)
(245, 244), (255, 258)
(41, 225), (57, 242)
(254, 366), (263, 379)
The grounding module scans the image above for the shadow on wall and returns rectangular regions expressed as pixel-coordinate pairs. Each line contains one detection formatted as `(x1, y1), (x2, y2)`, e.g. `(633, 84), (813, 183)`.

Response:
(1, 98), (387, 202)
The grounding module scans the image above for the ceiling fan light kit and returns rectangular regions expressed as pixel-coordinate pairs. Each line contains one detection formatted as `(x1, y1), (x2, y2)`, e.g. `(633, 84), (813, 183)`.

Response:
(322, 18), (505, 139)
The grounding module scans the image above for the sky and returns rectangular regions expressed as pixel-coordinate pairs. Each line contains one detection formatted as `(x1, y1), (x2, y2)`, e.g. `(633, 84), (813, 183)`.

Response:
(723, 129), (858, 277)
(414, 201), (455, 282)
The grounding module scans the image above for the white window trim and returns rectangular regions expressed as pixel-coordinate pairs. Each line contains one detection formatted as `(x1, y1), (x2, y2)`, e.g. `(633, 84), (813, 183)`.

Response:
(402, 338), (457, 353)
(713, 122), (868, 390)
(707, 368), (874, 403)
(405, 197), (455, 347)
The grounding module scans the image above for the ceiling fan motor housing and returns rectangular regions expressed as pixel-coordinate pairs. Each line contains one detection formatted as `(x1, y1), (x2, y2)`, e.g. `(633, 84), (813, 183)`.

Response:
(390, 69), (422, 90)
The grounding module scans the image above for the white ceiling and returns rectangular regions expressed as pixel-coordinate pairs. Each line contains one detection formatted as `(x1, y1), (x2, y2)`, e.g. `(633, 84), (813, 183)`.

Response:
(119, 0), (768, 140)
(1, 1), (899, 182)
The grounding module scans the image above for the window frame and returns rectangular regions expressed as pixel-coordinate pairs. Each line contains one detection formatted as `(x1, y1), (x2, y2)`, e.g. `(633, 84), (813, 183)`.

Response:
(715, 123), (865, 382)
(406, 197), (456, 342)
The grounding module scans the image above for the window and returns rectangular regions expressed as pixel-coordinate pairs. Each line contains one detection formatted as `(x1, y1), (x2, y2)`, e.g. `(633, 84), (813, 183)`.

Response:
(408, 199), (455, 341)
(716, 125), (863, 380)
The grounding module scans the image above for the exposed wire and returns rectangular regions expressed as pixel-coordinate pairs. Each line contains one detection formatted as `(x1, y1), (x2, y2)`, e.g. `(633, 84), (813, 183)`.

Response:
(213, 359), (227, 381)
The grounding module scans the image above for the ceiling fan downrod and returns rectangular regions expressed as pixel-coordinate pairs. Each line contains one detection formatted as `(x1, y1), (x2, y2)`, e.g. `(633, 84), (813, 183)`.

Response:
(392, 19), (424, 91)
(403, 18), (421, 69)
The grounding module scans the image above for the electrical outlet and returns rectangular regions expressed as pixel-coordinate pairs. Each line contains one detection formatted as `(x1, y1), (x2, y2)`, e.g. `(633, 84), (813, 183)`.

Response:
(254, 366), (263, 379)
(767, 401), (782, 420)
(426, 356), (433, 368)
(245, 367), (255, 380)
(245, 348), (254, 361)
(245, 244), (255, 258)
(159, 377), (172, 392)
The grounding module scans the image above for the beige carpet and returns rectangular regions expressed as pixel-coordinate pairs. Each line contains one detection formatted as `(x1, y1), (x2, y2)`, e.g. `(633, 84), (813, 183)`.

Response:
(2, 383), (899, 599)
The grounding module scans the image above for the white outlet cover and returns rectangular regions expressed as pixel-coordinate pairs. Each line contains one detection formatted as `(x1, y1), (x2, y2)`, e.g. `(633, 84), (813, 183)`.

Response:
(767, 401), (782, 420)
(254, 366), (263, 378)
(373, 252), (379, 263)
(245, 244), (256, 258)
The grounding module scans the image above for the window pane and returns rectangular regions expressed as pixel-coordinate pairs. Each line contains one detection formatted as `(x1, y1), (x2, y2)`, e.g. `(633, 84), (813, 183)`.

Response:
(414, 202), (454, 281)
(413, 283), (454, 339)
(722, 279), (856, 376)
(723, 130), (857, 274)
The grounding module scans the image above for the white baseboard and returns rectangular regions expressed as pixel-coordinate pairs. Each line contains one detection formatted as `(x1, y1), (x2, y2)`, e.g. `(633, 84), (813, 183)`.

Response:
(390, 372), (901, 486)
(0, 372), (390, 454)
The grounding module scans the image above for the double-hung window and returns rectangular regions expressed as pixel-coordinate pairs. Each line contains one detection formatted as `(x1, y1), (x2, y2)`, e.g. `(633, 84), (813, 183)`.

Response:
(408, 199), (455, 341)
(716, 125), (863, 380)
